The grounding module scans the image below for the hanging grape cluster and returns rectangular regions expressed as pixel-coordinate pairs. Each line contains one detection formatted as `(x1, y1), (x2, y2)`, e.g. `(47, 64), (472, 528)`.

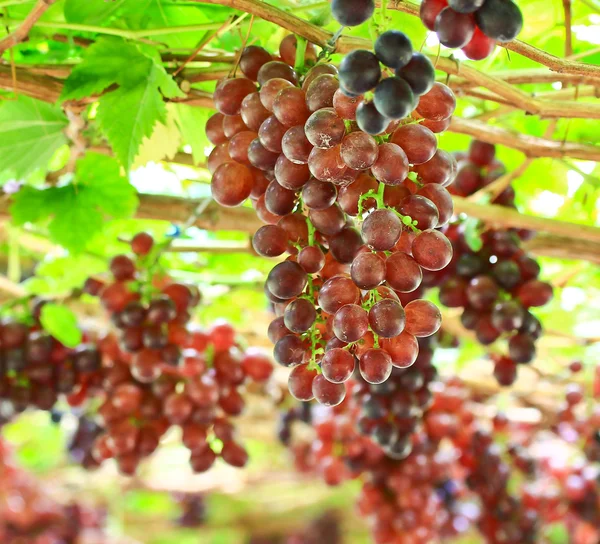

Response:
(208, 33), (458, 409)
(0, 300), (102, 424)
(431, 141), (554, 386)
(79, 233), (273, 475)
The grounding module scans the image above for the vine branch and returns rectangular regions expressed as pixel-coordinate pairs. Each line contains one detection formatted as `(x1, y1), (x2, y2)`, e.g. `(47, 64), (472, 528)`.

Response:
(0, 0), (57, 55)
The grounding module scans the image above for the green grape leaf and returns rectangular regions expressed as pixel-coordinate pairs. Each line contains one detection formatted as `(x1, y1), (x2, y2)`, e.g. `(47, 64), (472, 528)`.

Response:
(39, 303), (82, 348)
(61, 38), (145, 100)
(10, 153), (138, 251)
(463, 216), (483, 252)
(172, 104), (213, 165)
(0, 97), (68, 179)
(64, 0), (127, 24)
(62, 38), (184, 168)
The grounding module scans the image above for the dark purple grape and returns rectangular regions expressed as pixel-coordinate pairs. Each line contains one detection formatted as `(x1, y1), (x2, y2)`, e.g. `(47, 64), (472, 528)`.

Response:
(266, 261), (307, 300)
(339, 50), (381, 95)
(396, 53), (435, 96)
(374, 30), (413, 69)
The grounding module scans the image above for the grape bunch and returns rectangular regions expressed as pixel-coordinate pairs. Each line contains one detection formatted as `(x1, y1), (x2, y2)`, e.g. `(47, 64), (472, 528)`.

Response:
(0, 301), (102, 423)
(430, 140), (553, 386)
(207, 34), (458, 407)
(81, 233), (273, 475)
(420, 0), (523, 59)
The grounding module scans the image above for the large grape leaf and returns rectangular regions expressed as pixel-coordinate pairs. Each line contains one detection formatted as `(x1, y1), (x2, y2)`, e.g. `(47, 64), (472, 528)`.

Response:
(61, 39), (146, 100)
(10, 153), (138, 252)
(64, 0), (128, 24)
(0, 97), (68, 179)
(62, 38), (184, 169)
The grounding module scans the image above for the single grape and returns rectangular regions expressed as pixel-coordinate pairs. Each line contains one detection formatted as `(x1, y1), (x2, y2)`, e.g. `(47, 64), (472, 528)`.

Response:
(302, 63), (338, 91)
(371, 142), (409, 186)
(491, 301), (525, 332)
(469, 140), (496, 166)
(435, 7), (476, 48)
(328, 227), (364, 264)
(351, 252), (385, 290)
(318, 276), (360, 314)
(368, 299), (405, 337)
(508, 333), (536, 363)
(281, 125), (313, 164)
(338, 173), (378, 216)
(288, 364), (317, 400)
(362, 209), (402, 251)
(273, 87), (310, 127)
(239, 45), (272, 81)
(475, 0), (523, 42)
(306, 74), (339, 112)
(404, 300), (441, 337)
(247, 138), (279, 171)
(274, 334), (307, 367)
(413, 149), (457, 186)
(340, 131), (378, 170)
(416, 184), (453, 227)
(266, 261), (307, 300)
(308, 204), (346, 236)
(321, 348), (355, 383)
(257, 61), (297, 85)
(240, 92), (270, 131)
(411, 230), (453, 271)
(298, 246), (326, 273)
(228, 130), (257, 164)
(396, 53), (435, 96)
(517, 280), (553, 308)
(260, 79), (294, 113)
(462, 27), (496, 60)
(355, 101), (389, 135)
(390, 124), (437, 165)
(304, 108), (346, 149)
(374, 30), (413, 69)
(214, 78), (256, 115)
(467, 275), (499, 310)
(399, 195), (439, 230)
(420, 0), (448, 30)
(373, 77), (415, 120)
(333, 89), (363, 120)
(284, 298), (317, 333)
(312, 374), (347, 406)
(264, 180), (296, 216)
(206, 112), (227, 145)
(252, 225), (288, 257)
(416, 82), (456, 121)
(274, 154), (311, 190)
(211, 162), (254, 207)
(302, 179), (338, 210)
(339, 50), (381, 95)
(222, 114), (248, 139)
(386, 252), (423, 293)
(331, 0), (375, 27)
(333, 304), (368, 342)
(308, 145), (348, 183)
(258, 115), (286, 153)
